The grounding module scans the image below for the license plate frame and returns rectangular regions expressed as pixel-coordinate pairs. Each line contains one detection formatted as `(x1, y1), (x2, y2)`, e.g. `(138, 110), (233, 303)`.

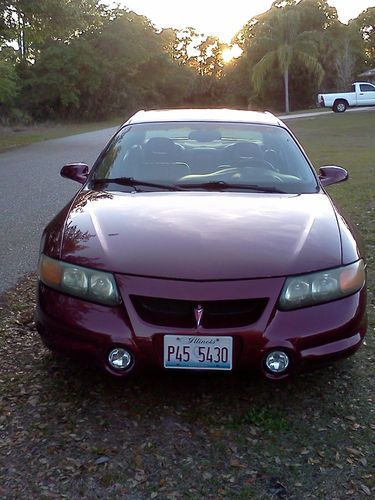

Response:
(163, 335), (233, 370)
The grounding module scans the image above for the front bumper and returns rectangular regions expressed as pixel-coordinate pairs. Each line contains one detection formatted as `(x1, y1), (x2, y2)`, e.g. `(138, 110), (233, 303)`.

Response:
(36, 273), (367, 379)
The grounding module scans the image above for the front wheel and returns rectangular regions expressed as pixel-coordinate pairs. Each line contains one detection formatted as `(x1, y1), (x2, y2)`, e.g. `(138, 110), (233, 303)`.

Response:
(333, 100), (348, 113)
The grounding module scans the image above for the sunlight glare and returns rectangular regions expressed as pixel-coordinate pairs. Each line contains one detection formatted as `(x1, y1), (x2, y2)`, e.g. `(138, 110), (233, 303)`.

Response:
(222, 45), (243, 63)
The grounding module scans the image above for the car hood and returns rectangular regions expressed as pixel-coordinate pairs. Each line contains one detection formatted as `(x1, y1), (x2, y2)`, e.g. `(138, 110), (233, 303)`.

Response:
(59, 190), (342, 280)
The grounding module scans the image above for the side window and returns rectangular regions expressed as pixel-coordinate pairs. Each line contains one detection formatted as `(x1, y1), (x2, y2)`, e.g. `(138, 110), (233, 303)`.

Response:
(360, 84), (375, 92)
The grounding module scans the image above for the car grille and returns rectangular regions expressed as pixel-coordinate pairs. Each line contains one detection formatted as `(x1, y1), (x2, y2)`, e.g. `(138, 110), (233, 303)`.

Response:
(130, 295), (268, 329)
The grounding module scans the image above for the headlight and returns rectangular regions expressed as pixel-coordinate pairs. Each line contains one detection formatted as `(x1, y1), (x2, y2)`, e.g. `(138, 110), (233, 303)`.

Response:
(278, 260), (365, 310)
(39, 254), (121, 306)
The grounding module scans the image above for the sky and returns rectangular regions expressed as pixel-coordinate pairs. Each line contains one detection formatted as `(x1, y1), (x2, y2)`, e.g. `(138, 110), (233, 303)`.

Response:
(110, 0), (374, 42)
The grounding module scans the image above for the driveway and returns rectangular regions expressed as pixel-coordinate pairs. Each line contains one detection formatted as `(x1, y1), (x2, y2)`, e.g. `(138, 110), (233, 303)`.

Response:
(0, 127), (118, 293)
(279, 106), (374, 120)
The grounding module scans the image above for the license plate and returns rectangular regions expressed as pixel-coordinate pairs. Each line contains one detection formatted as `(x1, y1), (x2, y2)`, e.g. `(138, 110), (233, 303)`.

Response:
(164, 335), (232, 370)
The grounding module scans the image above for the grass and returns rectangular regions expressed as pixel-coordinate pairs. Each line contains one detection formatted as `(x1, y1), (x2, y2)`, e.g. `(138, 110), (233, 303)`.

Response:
(0, 110), (374, 499)
(233, 406), (288, 431)
(0, 118), (123, 151)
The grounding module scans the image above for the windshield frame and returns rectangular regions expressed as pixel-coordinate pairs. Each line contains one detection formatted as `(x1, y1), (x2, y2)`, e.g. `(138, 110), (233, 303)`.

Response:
(88, 121), (320, 194)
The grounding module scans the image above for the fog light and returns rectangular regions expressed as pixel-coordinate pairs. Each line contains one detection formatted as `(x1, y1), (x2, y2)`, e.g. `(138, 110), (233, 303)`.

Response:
(265, 351), (289, 374)
(108, 348), (133, 370)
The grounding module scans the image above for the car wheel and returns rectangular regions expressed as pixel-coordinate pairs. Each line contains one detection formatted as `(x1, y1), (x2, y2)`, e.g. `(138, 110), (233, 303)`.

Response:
(333, 100), (348, 113)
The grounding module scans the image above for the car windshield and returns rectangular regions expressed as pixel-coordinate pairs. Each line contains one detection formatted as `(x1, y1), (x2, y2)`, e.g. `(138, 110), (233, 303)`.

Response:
(92, 122), (318, 194)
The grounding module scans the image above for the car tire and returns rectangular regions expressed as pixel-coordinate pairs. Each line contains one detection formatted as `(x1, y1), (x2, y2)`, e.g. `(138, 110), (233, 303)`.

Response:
(333, 100), (348, 113)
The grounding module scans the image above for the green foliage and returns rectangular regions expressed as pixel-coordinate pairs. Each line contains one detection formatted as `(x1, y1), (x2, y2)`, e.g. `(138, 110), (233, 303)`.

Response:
(193, 35), (226, 77)
(18, 42), (88, 118)
(0, 47), (20, 123)
(0, 57), (18, 105)
(0, 0), (373, 121)
(233, 406), (288, 432)
(14, 10), (198, 120)
(0, 0), (106, 60)
(161, 27), (199, 65)
(355, 7), (375, 66)
(221, 58), (253, 109)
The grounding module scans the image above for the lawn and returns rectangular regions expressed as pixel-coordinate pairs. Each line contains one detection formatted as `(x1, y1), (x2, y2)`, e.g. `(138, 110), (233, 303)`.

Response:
(0, 111), (374, 499)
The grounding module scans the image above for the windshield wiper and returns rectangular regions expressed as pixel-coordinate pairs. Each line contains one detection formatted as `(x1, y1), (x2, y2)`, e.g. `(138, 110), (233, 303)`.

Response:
(92, 178), (286, 194)
(178, 181), (286, 193)
(92, 177), (184, 191)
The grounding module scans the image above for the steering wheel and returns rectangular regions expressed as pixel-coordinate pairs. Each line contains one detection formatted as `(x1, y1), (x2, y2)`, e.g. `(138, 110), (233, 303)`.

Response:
(235, 165), (285, 184)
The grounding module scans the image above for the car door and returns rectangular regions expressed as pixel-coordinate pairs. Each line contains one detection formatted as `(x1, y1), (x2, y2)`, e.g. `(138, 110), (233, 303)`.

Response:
(357, 83), (375, 105)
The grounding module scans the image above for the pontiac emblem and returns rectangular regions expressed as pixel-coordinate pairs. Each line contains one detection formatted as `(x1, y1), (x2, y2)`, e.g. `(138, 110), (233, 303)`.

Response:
(194, 304), (204, 328)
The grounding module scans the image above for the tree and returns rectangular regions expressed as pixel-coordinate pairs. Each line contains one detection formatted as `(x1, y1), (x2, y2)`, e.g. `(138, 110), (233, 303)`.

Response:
(160, 28), (180, 61)
(193, 35), (226, 77)
(0, 57), (18, 106)
(221, 57), (254, 108)
(0, 46), (19, 121)
(251, 6), (324, 113)
(0, 0), (106, 61)
(333, 22), (365, 89)
(355, 7), (375, 67)
(18, 9), (198, 120)
(160, 26), (199, 65)
(296, 0), (339, 31)
(19, 40), (100, 119)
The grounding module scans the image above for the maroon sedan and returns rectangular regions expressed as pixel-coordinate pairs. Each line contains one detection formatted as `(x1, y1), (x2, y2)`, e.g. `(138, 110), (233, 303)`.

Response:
(36, 109), (367, 379)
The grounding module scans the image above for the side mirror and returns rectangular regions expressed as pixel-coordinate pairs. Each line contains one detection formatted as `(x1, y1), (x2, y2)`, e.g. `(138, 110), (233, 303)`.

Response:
(319, 166), (348, 187)
(60, 163), (89, 184)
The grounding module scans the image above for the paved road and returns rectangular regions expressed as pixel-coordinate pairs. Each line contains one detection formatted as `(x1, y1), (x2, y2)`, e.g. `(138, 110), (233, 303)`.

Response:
(0, 127), (118, 293)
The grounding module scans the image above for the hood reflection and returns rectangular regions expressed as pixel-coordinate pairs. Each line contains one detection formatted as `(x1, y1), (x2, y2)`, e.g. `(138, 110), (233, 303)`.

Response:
(60, 191), (342, 280)
(62, 190), (114, 268)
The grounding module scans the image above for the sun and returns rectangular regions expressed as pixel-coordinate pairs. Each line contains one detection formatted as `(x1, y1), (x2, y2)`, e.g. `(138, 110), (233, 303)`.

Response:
(222, 45), (243, 63)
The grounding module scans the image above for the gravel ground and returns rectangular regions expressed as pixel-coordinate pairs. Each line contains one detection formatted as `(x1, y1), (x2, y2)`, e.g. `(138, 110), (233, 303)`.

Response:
(0, 274), (373, 499)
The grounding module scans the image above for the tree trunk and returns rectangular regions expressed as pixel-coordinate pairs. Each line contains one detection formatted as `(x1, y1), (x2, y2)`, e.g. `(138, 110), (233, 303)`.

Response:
(284, 68), (290, 114)
(17, 12), (26, 61)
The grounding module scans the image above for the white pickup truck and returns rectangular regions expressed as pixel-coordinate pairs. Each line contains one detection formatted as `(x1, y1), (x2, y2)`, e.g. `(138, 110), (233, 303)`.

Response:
(318, 81), (375, 112)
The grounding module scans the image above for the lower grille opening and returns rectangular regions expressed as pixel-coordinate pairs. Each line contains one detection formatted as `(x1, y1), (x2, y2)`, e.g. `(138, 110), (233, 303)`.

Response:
(130, 295), (268, 329)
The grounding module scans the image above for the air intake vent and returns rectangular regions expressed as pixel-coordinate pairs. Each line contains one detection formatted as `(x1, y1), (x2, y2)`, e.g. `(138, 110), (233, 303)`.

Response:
(130, 296), (268, 329)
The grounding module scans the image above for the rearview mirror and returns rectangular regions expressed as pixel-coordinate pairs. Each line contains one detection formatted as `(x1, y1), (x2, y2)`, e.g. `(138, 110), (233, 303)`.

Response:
(319, 166), (348, 187)
(60, 163), (89, 184)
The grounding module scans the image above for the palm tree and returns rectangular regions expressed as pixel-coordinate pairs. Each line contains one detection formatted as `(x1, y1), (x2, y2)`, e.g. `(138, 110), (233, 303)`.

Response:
(252, 8), (324, 113)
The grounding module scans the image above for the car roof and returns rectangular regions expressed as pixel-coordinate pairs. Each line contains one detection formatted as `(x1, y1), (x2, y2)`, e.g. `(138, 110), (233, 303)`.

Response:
(125, 109), (284, 127)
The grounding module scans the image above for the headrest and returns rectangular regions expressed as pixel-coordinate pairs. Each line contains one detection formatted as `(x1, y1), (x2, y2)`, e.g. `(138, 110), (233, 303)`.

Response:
(227, 142), (261, 158)
(144, 137), (179, 154)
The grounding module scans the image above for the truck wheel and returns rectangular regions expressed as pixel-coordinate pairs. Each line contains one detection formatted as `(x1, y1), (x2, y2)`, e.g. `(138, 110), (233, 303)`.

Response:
(333, 100), (347, 113)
